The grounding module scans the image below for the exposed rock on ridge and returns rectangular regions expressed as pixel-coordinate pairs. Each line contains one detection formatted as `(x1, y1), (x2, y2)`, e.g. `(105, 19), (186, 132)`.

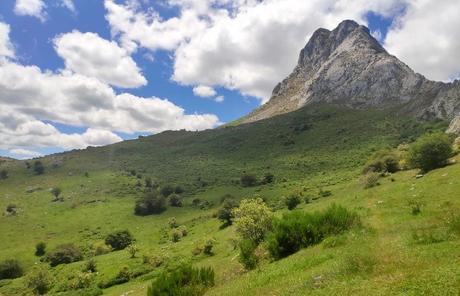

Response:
(242, 20), (460, 125)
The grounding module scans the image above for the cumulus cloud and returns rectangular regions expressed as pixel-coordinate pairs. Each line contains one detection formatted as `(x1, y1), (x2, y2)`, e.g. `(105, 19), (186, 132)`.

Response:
(384, 0), (460, 81)
(0, 21), (220, 153)
(9, 148), (43, 158)
(14, 0), (47, 22)
(214, 95), (224, 103)
(0, 23), (15, 59)
(61, 0), (76, 13)
(193, 85), (217, 97)
(54, 31), (147, 88)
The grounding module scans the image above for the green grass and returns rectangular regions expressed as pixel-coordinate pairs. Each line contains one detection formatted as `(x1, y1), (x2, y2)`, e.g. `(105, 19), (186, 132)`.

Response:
(0, 103), (458, 295)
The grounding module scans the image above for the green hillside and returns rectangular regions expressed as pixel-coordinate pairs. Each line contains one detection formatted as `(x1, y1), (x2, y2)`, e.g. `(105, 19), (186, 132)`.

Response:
(0, 103), (458, 296)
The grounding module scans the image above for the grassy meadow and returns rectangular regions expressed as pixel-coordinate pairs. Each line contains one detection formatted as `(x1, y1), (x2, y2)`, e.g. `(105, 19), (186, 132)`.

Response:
(0, 104), (458, 295)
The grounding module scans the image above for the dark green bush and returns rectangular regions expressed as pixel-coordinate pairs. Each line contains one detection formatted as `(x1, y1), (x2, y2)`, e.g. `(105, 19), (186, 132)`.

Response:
(284, 193), (302, 210)
(46, 244), (83, 267)
(407, 132), (453, 172)
(240, 174), (258, 187)
(0, 169), (8, 180)
(174, 186), (184, 194)
(217, 198), (238, 227)
(135, 192), (166, 216)
(238, 239), (258, 270)
(168, 194), (183, 207)
(0, 259), (24, 279)
(105, 230), (134, 250)
(267, 205), (359, 259)
(160, 185), (174, 197)
(35, 242), (46, 256)
(261, 173), (274, 184)
(5, 204), (17, 215)
(147, 264), (214, 296)
(33, 161), (45, 175)
(362, 149), (399, 174)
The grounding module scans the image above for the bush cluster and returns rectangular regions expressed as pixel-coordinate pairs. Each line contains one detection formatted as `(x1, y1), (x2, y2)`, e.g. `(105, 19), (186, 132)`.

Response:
(0, 259), (24, 279)
(147, 264), (215, 296)
(105, 230), (134, 250)
(135, 192), (167, 216)
(362, 149), (399, 174)
(45, 243), (84, 267)
(217, 198), (238, 227)
(267, 204), (360, 259)
(284, 193), (302, 210)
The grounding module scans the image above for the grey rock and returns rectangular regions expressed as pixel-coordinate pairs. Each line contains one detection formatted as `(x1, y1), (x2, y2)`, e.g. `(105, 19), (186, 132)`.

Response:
(447, 116), (460, 134)
(243, 20), (460, 124)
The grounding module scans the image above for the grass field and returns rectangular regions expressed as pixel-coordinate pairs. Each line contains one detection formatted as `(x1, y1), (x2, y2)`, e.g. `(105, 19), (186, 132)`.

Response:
(0, 104), (458, 295)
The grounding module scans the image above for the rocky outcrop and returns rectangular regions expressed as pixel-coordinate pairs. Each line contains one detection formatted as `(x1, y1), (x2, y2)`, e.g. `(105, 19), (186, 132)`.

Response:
(243, 20), (460, 124)
(447, 116), (460, 134)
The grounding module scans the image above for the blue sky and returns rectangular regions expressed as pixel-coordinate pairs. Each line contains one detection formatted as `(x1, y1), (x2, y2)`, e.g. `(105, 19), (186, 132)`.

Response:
(0, 0), (458, 159)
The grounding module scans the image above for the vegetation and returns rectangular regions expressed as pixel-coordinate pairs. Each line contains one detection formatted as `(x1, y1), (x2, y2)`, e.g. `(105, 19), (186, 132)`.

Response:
(105, 230), (134, 250)
(407, 132), (453, 172)
(217, 198), (239, 227)
(362, 149), (399, 174)
(0, 259), (23, 279)
(267, 205), (360, 259)
(45, 243), (83, 267)
(284, 193), (302, 210)
(147, 264), (215, 296)
(232, 197), (273, 244)
(35, 242), (46, 257)
(33, 161), (44, 175)
(238, 239), (259, 270)
(134, 191), (167, 215)
(240, 174), (258, 187)
(26, 267), (52, 295)
(0, 169), (8, 180)
(168, 193), (183, 207)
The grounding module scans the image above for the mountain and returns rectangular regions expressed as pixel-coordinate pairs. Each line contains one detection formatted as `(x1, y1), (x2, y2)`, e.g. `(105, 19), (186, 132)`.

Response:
(242, 20), (460, 127)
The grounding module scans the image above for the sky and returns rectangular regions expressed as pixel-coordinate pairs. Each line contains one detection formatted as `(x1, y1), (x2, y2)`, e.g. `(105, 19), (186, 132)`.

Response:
(0, 0), (459, 159)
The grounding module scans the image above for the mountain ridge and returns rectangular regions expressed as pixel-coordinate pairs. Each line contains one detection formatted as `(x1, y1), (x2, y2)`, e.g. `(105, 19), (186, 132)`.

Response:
(242, 20), (460, 127)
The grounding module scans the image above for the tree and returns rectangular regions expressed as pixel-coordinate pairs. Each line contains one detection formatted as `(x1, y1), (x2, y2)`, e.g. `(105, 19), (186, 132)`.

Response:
(240, 174), (258, 187)
(407, 133), (453, 172)
(0, 169), (8, 180)
(105, 230), (134, 250)
(50, 187), (62, 201)
(232, 197), (273, 244)
(284, 193), (301, 210)
(168, 193), (183, 207)
(33, 161), (45, 175)
(217, 198), (239, 227)
(134, 191), (167, 216)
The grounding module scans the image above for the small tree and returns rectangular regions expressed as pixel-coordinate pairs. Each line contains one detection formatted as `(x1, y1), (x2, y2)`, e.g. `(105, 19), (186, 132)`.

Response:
(0, 169), (8, 180)
(35, 242), (46, 256)
(50, 187), (62, 201)
(232, 197), (273, 244)
(284, 193), (301, 210)
(160, 185), (174, 197)
(240, 174), (258, 187)
(168, 193), (183, 207)
(33, 161), (45, 175)
(27, 267), (52, 295)
(217, 198), (239, 227)
(134, 191), (167, 216)
(407, 133), (453, 172)
(105, 230), (134, 250)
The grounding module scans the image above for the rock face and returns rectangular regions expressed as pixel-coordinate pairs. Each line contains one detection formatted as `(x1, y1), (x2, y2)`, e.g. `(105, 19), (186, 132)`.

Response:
(447, 116), (460, 134)
(243, 20), (460, 124)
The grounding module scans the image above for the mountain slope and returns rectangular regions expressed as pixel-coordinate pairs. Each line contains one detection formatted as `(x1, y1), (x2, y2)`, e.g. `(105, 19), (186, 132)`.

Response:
(243, 20), (460, 125)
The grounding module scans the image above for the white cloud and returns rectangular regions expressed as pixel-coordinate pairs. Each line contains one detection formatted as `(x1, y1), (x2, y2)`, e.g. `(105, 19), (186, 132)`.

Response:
(193, 85), (217, 97)
(14, 0), (47, 22)
(0, 21), (220, 153)
(384, 0), (460, 81)
(61, 0), (76, 13)
(104, 0), (407, 102)
(0, 23), (15, 59)
(54, 31), (147, 88)
(9, 148), (43, 158)
(214, 95), (224, 103)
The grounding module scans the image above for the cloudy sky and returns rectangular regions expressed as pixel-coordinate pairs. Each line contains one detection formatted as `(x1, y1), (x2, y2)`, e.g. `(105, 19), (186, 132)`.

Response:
(0, 0), (459, 159)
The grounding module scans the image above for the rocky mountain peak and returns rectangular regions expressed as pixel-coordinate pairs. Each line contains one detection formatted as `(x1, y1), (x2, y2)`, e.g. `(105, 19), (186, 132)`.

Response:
(242, 20), (460, 126)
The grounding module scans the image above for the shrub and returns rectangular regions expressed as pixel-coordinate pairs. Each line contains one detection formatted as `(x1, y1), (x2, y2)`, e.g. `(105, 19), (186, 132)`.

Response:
(46, 244), (84, 267)
(407, 132), (453, 172)
(26, 267), (52, 295)
(318, 188), (332, 197)
(84, 259), (97, 273)
(178, 225), (188, 237)
(284, 193), (302, 210)
(5, 204), (17, 215)
(168, 193), (183, 207)
(51, 187), (62, 198)
(68, 271), (94, 290)
(35, 242), (46, 256)
(135, 192), (166, 216)
(171, 229), (182, 242)
(0, 259), (24, 279)
(168, 217), (178, 228)
(160, 185), (174, 197)
(361, 172), (380, 189)
(203, 239), (214, 256)
(267, 205), (359, 259)
(147, 264), (214, 296)
(174, 186), (184, 194)
(261, 173), (274, 184)
(362, 149), (399, 174)
(217, 198), (239, 227)
(33, 161), (45, 175)
(238, 239), (259, 270)
(232, 197), (273, 244)
(240, 174), (258, 187)
(105, 230), (134, 250)
(127, 244), (139, 258)
(0, 169), (8, 180)
(91, 242), (111, 256)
